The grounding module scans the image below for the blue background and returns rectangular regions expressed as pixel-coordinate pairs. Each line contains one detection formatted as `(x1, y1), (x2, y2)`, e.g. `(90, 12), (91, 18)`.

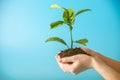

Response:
(0, 0), (120, 80)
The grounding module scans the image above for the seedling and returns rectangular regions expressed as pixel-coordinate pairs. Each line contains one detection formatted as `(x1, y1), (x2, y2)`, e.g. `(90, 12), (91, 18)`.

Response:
(45, 4), (91, 58)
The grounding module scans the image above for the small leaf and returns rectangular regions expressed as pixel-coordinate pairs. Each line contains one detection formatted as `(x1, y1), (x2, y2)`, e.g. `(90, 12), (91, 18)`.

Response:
(68, 8), (74, 18)
(63, 9), (70, 24)
(74, 38), (88, 46)
(50, 4), (65, 10)
(45, 37), (69, 48)
(75, 9), (91, 17)
(63, 8), (75, 25)
(50, 4), (61, 9)
(50, 21), (65, 29)
(68, 8), (75, 25)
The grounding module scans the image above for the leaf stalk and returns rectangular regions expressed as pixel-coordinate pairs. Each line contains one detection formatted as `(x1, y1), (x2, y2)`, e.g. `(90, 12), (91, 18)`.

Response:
(69, 25), (73, 48)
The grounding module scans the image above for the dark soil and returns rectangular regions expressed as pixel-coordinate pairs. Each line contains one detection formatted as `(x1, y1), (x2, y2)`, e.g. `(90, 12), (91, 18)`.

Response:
(58, 47), (91, 58)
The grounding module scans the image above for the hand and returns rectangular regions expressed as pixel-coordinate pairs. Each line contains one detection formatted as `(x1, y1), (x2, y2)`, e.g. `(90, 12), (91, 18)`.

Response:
(56, 47), (120, 80)
(56, 49), (93, 74)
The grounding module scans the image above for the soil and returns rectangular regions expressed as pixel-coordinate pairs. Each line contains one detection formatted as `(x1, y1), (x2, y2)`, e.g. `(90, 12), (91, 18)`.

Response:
(58, 47), (91, 58)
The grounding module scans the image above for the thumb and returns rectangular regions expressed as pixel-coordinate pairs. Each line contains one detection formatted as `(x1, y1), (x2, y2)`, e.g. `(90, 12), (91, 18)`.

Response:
(61, 57), (74, 63)
(81, 47), (93, 56)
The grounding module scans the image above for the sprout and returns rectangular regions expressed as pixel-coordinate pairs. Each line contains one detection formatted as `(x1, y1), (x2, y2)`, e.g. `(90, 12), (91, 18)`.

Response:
(46, 4), (91, 49)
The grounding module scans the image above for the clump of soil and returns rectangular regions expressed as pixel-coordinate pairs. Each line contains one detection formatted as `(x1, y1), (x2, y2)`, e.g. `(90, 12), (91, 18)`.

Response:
(58, 47), (91, 58)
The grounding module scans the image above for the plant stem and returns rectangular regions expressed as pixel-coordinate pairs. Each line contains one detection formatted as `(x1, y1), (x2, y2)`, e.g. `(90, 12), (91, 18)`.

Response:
(69, 25), (73, 48)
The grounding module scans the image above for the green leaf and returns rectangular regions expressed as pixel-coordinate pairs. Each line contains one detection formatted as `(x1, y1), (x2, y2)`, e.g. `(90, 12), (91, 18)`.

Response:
(63, 9), (69, 24)
(74, 38), (88, 46)
(68, 8), (74, 18)
(68, 8), (75, 25)
(45, 37), (69, 48)
(50, 21), (65, 29)
(63, 8), (75, 25)
(75, 9), (91, 17)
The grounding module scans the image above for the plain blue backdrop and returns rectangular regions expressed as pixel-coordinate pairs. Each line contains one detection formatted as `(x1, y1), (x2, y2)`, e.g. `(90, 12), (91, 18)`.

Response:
(0, 0), (120, 80)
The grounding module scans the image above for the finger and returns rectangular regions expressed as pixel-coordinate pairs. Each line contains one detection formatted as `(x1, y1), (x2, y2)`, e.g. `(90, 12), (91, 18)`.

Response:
(57, 62), (64, 69)
(56, 59), (66, 71)
(61, 57), (74, 63)
(57, 62), (67, 72)
(55, 54), (62, 62)
(59, 63), (72, 72)
(56, 56), (70, 71)
(69, 61), (85, 74)
(81, 47), (94, 56)
(76, 47), (93, 55)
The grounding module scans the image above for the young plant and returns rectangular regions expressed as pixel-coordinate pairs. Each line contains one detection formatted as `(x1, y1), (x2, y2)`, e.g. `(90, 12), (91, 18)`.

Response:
(46, 4), (91, 49)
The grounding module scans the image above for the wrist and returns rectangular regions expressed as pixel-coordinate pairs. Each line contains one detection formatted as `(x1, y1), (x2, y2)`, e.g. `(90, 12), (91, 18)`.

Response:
(91, 57), (96, 68)
(87, 56), (95, 68)
(90, 56), (100, 68)
(91, 56), (105, 69)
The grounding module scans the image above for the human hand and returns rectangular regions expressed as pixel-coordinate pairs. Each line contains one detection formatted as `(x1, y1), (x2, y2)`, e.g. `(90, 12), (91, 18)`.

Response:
(56, 48), (93, 74)
(56, 47), (120, 80)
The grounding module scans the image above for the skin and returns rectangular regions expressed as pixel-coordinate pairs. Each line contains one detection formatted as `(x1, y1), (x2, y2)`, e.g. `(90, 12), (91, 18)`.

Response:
(82, 48), (120, 73)
(56, 47), (120, 80)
